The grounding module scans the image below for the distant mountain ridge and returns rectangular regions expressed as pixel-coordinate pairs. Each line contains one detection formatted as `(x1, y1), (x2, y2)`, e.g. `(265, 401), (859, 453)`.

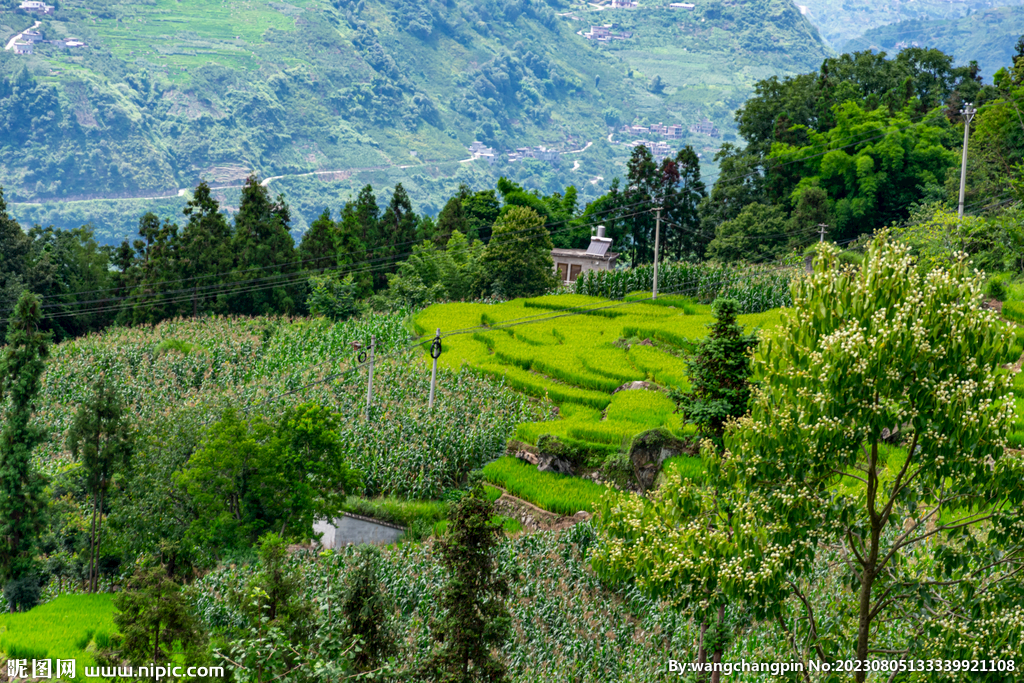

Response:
(0, 0), (828, 240)
(844, 6), (1024, 83)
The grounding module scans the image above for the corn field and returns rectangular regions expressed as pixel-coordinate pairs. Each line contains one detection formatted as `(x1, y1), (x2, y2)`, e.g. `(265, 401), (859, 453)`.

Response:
(574, 262), (795, 313)
(191, 524), (703, 683)
(31, 313), (538, 498)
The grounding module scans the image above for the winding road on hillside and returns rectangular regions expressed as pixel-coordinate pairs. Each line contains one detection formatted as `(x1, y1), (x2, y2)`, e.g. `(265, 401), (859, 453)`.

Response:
(4, 21), (41, 51)
(10, 139), (598, 206)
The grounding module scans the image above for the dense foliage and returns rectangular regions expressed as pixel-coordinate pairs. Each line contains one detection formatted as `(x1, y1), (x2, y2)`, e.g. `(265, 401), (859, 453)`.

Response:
(597, 236), (1024, 679)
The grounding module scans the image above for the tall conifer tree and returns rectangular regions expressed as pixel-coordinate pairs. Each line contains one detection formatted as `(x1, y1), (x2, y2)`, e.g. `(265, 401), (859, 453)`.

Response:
(180, 182), (233, 317)
(0, 292), (50, 597)
(230, 176), (298, 316)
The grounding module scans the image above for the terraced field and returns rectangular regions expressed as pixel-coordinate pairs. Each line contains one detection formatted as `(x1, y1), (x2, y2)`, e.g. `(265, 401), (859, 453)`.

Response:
(415, 293), (782, 456)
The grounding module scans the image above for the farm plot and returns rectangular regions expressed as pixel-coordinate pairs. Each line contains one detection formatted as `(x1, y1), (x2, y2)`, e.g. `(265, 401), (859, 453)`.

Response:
(415, 294), (781, 457)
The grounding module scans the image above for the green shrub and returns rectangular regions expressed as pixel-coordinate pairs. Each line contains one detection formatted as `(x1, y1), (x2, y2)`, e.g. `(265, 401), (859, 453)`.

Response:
(154, 338), (200, 356)
(481, 457), (613, 515)
(986, 275), (1008, 302)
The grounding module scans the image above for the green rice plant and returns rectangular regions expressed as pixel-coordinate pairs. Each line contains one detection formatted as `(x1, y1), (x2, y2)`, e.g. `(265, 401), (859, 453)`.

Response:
(628, 346), (691, 390)
(621, 325), (696, 352)
(1003, 300), (1024, 325)
(73, 629), (96, 650)
(339, 496), (449, 528)
(661, 456), (705, 482)
(521, 298), (625, 318)
(567, 421), (638, 445)
(530, 351), (623, 393)
(604, 389), (676, 427)
(577, 347), (644, 384)
(0, 594), (116, 667)
(625, 291), (698, 314)
(481, 457), (613, 515)
(471, 361), (611, 410)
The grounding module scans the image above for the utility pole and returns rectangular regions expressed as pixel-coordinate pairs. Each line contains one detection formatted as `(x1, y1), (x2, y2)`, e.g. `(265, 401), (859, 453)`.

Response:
(365, 335), (375, 420)
(818, 223), (828, 243)
(958, 102), (977, 219)
(653, 205), (662, 300)
(428, 329), (442, 410)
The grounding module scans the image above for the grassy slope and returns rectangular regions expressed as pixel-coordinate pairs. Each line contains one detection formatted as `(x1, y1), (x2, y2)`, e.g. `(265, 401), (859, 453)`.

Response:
(0, 0), (828, 240)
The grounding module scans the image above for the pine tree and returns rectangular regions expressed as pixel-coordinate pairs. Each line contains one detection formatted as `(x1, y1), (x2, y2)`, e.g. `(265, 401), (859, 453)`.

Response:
(434, 185), (471, 248)
(298, 209), (339, 273)
(0, 292), (50, 597)
(339, 546), (397, 673)
(106, 564), (206, 666)
(179, 182), (234, 317)
(337, 204), (373, 298)
(67, 377), (133, 593)
(0, 188), (30, 342)
(673, 298), (759, 438)
(127, 213), (180, 325)
(376, 184), (418, 290)
(230, 176), (298, 316)
(420, 486), (510, 683)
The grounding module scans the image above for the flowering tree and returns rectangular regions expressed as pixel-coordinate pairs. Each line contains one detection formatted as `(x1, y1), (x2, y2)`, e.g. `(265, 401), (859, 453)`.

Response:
(596, 236), (1024, 681)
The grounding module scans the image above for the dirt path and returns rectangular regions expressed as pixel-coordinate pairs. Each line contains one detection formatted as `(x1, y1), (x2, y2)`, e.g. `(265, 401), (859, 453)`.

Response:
(5, 20), (41, 51)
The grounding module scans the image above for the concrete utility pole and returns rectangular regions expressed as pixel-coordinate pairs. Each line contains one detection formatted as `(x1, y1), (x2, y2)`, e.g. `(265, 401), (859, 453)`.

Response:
(653, 205), (662, 300)
(428, 329), (442, 410)
(958, 103), (977, 219)
(365, 335), (375, 420)
(818, 223), (828, 243)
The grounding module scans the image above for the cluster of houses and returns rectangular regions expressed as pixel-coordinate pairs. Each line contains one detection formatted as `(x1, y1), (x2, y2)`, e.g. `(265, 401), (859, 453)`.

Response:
(689, 116), (719, 137)
(19, 1), (54, 14)
(601, 0), (696, 9)
(621, 122), (685, 139)
(11, 29), (86, 55)
(466, 141), (563, 167)
(583, 25), (633, 41)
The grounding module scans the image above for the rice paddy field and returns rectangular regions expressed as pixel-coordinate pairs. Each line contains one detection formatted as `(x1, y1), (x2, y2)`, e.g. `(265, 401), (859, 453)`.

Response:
(415, 294), (783, 458)
(0, 594), (116, 666)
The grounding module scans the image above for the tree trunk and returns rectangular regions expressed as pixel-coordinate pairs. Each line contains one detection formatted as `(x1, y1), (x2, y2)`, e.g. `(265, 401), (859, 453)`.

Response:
(93, 487), (106, 593)
(154, 620), (160, 665)
(855, 442), (882, 683)
(697, 620), (708, 683)
(711, 604), (726, 683)
(88, 492), (98, 593)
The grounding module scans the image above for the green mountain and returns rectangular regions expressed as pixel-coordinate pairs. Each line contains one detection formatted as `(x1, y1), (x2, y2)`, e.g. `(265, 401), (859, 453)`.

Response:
(796, 0), (1024, 53)
(0, 0), (827, 241)
(844, 6), (1024, 83)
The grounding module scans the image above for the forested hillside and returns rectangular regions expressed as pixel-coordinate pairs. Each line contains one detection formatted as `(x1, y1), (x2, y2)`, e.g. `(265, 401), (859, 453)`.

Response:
(845, 6), (1024, 83)
(0, 0), (827, 240)
(797, 0), (1024, 52)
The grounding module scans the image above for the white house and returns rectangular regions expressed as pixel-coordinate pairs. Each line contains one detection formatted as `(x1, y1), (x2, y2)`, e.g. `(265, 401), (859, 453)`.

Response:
(551, 225), (619, 285)
(20, 1), (54, 14)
